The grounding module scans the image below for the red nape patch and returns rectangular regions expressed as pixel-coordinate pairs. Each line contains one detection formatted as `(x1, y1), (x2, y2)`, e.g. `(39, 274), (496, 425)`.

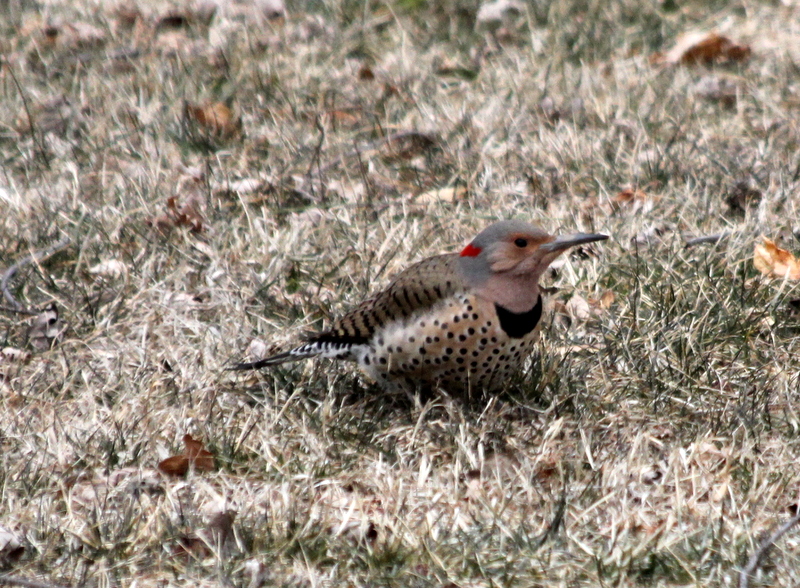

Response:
(460, 243), (482, 257)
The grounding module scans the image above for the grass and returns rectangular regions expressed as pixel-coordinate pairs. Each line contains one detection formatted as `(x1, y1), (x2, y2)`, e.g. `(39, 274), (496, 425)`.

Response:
(2, 0), (800, 586)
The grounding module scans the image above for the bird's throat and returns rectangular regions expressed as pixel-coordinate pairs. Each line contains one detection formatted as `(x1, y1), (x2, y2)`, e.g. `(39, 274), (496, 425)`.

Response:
(494, 295), (543, 338)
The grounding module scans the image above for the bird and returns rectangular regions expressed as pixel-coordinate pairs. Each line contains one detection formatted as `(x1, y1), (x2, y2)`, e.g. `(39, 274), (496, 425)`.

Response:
(234, 220), (608, 395)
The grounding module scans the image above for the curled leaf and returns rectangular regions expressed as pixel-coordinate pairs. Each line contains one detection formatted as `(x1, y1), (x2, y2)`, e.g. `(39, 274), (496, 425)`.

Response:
(653, 32), (751, 66)
(753, 237), (800, 280)
(158, 434), (215, 477)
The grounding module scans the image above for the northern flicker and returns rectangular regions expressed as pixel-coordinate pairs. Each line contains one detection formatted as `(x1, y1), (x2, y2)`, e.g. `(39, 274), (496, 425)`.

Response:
(234, 220), (608, 394)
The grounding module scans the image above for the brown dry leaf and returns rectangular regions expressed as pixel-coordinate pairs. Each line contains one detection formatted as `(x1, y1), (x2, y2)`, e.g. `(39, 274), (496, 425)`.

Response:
(183, 434), (215, 472)
(184, 101), (241, 140)
(611, 188), (658, 215)
(149, 194), (206, 233)
(654, 32), (751, 66)
(158, 455), (190, 477)
(599, 289), (615, 309)
(587, 290), (615, 313)
(753, 237), (800, 280)
(613, 188), (647, 205)
(158, 434), (215, 477)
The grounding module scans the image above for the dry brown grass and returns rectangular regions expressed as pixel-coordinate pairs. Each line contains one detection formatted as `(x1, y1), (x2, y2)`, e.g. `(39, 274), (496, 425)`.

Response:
(2, 0), (800, 586)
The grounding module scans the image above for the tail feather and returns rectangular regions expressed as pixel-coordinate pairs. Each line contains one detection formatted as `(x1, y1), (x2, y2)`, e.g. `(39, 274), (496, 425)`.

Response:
(229, 342), (326, 371)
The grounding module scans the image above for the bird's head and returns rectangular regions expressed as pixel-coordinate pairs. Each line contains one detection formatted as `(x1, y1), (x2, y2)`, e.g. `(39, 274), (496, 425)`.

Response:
(458, 220), (608, 312)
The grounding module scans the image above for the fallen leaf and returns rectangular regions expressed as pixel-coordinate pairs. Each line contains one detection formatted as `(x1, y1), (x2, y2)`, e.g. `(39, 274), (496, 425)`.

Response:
(613, 188), (647, 204)
(754, 237), (800, 280)
(149, 194), (206, 234)
(599, 289), (615, 309)
(586, 290), (615, 312)
(612, 188), (655, 214)
(183, 434), (215, 471)
(158, 434), (215, 477)
(654, 32), (751, 66)
(184, 101), (241, 140)
(566, 294), (592, 322)
(414, 186), (467, 205)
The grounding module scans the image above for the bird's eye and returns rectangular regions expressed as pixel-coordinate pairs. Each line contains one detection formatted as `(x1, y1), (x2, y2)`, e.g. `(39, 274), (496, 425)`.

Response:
(514, 238), (528, 248)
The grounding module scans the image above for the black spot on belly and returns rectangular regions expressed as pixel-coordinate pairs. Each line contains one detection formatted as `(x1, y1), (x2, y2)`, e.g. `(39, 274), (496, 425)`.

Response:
(495, 295), (543, 339)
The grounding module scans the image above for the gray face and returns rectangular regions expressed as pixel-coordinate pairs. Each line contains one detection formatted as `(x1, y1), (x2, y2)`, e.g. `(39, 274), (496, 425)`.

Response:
(457, 220), (609, 287)
(458, 220), (552, 284)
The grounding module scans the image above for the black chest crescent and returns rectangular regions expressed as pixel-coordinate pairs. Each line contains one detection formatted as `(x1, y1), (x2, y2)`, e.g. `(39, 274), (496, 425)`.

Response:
(495, 295), (543, 339)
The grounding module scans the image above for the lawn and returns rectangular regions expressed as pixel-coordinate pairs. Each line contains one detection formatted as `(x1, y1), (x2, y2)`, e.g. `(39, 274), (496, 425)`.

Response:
(1, 0), (800, 586)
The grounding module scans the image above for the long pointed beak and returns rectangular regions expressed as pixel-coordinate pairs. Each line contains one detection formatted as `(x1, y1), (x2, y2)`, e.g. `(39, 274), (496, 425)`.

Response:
(540, 232), (609, 253)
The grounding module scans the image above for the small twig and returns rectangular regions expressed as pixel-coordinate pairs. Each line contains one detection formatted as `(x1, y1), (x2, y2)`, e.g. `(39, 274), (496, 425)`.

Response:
(739, 510), (800, 588)
(0, 574), (71, 588)
(1, 237), (71, 313)
(684, 232), (730, 248)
